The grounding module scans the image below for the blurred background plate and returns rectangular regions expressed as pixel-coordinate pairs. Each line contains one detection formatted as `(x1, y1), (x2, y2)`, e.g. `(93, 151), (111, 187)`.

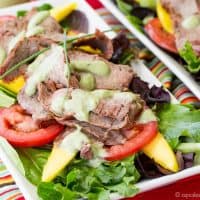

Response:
(100, 0), (200, 99)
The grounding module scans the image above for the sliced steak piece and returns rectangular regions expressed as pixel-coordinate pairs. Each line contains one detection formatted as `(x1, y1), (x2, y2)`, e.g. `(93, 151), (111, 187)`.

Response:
(0, 37), (54, 82)
(0, 18), (23, 36)
(161, 0), (199, 21)
(40, 16), (64, 42)
(68, 50), (134, 90)
(21, 9), (63, 42)
(80, 143), (93, 160)
(17, 87), (52, 123)
(89, 93), (144, 130)
(73, 29), (113, 59)
(161, 0), (200, 55)
(0, 34), (14, 54)
(78, 121), (126, 146)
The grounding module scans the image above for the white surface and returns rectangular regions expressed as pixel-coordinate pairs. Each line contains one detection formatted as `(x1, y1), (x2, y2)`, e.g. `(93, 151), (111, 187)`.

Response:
(0, 0), (199, 200)
(100, 0), (200, 99)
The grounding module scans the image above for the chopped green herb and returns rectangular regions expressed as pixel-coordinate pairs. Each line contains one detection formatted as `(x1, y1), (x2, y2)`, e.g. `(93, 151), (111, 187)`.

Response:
(17, 10), (27, 17)
(37, 3), (53, 12)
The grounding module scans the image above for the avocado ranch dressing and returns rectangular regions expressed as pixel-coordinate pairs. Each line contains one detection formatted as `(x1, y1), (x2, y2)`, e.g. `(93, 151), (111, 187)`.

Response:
(8, 11), (49, 53)
(70, 59), (111, 90)
(50, 89), (138, 122)
(25, 45), (64, 96)
(58, 125), (107, 167)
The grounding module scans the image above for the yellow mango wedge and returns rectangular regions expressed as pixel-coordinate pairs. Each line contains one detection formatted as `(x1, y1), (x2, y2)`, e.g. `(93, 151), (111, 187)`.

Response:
(157, 0), (174, 34)
(42, 146), (77, 182)
(0, 76), (25, 94)
(142, 133), (179, 172)
(78, 45), (102, 55)
(50, 2), (77, 22)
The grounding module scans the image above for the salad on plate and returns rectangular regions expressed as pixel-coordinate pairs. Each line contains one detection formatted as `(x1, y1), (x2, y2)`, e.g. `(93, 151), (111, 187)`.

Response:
(0, 2), (200, 200)
(113, 0), (200, 81)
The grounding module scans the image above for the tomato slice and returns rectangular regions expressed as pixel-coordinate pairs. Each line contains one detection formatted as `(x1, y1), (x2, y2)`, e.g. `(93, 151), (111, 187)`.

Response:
(0, 105), (64, 147)
(105, 121), (158, 161)
(145, 18), (178, 54)
(0, 15), (16, 23)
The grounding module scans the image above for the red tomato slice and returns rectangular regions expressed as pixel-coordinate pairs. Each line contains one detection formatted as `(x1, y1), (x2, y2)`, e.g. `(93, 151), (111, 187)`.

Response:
(105, 121), (158, 161)
(0, 15), (16, 23)
(0, 105), (64, 147)
(145, 18), (178, 54)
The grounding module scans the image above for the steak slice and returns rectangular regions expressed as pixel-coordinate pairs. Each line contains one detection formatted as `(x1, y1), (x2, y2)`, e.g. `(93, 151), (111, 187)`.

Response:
(0, 37), (54, 82)
(17, 87), (52, 123)
(68, 50), (135, 90)
(60, 120), (126, 146)
(80, 122), (126, 146)
(24, 9), (63, 42)
(40, 16), (64, 42)
(161, 0), (200, 55)
(73, 29), (113, 59)
(89, 93), (143, 130)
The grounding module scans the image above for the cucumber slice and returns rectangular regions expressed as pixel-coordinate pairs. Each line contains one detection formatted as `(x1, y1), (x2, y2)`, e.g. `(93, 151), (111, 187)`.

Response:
(177, 143), (200, 153)
(0, 90), (15, 107)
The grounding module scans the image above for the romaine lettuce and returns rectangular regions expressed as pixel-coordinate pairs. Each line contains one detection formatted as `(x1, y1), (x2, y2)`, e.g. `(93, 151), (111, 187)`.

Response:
(37, 156), (140, 200)
(179, 41), (200, 73)
(157, 104), (200, 149)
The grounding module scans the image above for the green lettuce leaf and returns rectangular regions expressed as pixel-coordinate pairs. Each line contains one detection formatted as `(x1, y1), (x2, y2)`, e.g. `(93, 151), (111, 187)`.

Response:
(38, 156), (140, 200)
(126, 15), (143, 32)
(115, 0), (132, 15)
(115, 0), (143, 32)
(157, 104), (200, 149)
(17, 148), (50, 185)
(179, 41), (200, 73)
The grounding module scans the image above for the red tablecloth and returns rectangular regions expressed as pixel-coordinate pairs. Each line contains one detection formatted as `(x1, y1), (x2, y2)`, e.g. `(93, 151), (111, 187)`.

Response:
(86, 0), (200, 200)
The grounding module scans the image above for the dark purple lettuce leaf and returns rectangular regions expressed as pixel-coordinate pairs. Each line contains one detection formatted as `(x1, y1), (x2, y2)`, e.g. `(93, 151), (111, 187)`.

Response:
(130, 77), (170, 105)
(148, 85), (170, 103)
(135, 152), (193, 179)
(110, 32), (130, 63)
(135, 154), (163, 179)
(131, 7), (156, 20)
(183, 153), (194, 169)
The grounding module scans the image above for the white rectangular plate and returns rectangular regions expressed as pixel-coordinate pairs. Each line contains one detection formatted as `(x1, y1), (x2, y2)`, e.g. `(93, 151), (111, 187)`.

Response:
(100, 0), (200, 99)
(0, 0), (199, 200)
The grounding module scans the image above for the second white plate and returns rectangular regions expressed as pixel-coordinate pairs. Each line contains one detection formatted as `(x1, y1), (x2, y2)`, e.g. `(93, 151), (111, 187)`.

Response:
(100, 0), (200, 99)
